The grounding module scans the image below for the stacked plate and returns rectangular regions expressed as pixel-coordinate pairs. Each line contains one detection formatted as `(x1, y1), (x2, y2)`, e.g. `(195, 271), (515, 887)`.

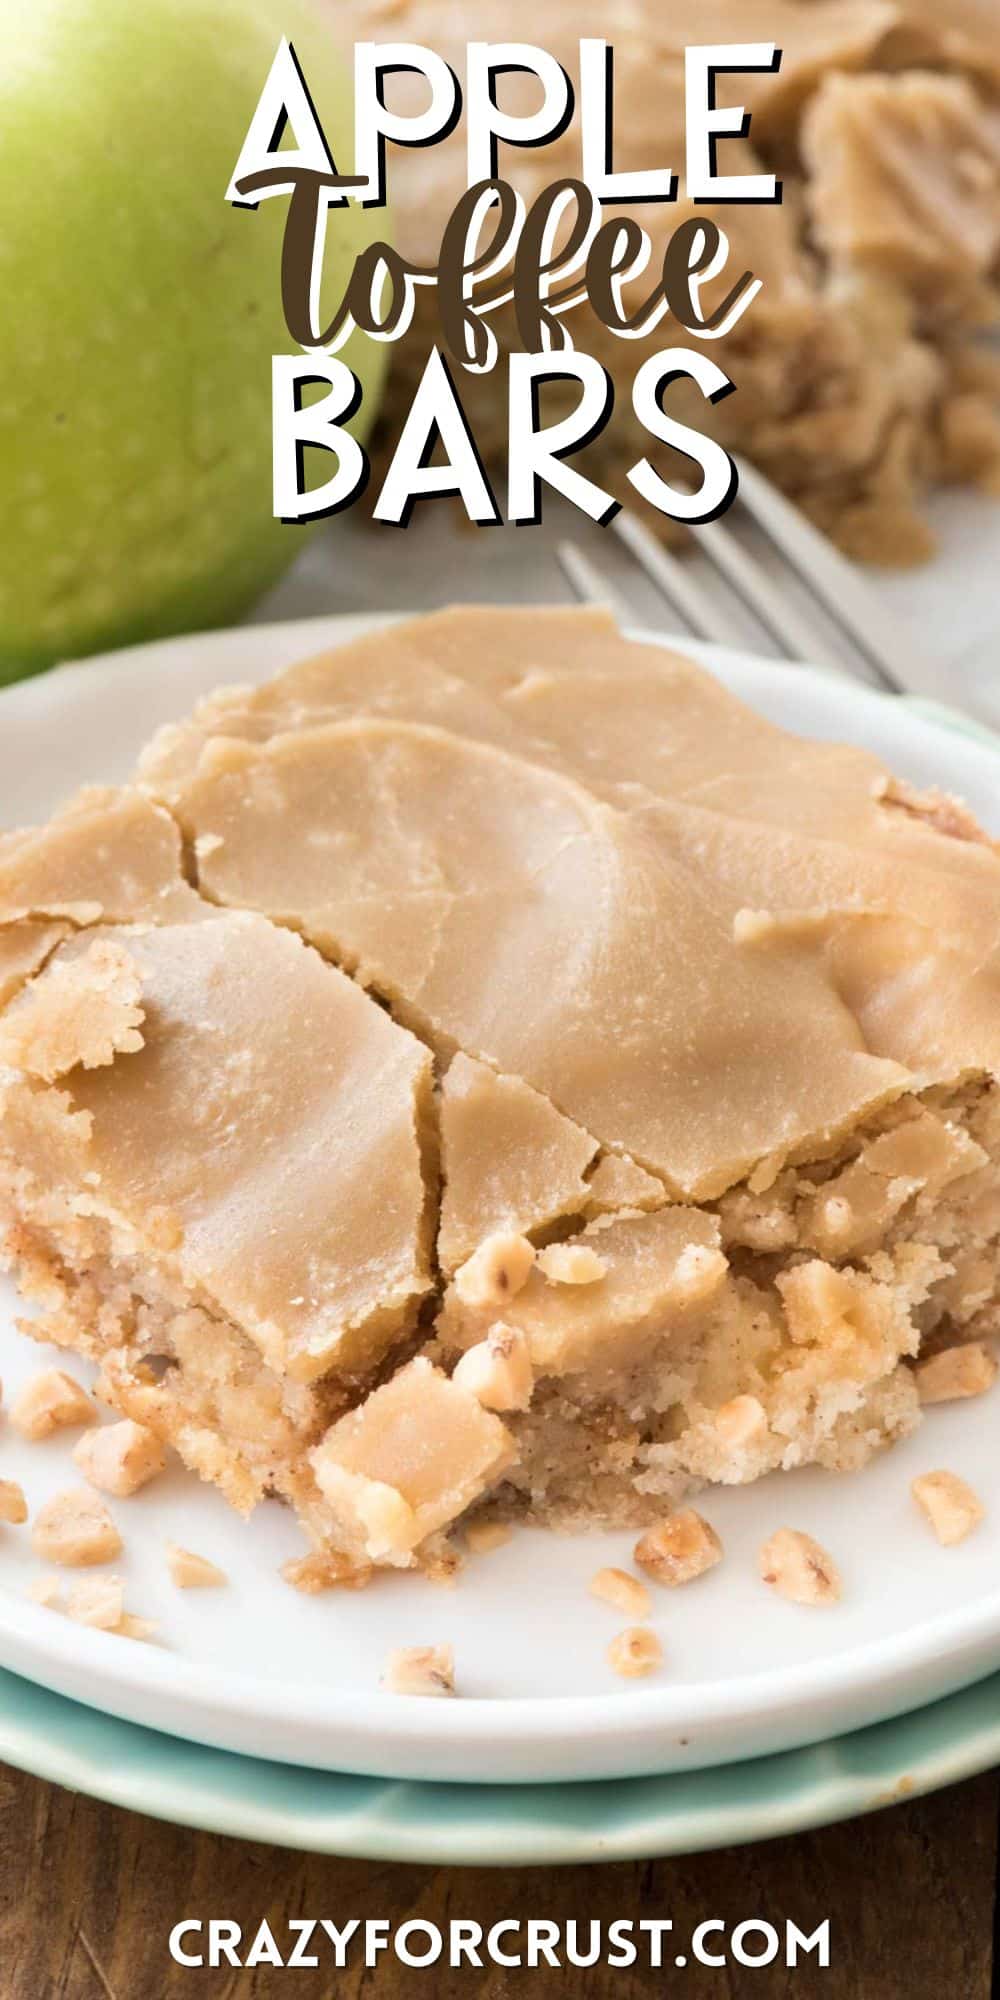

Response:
(1, 615), (999, 1861)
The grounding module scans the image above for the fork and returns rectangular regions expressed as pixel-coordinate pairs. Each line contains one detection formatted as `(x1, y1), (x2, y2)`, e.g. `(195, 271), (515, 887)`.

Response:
(557, 458), (937, 701)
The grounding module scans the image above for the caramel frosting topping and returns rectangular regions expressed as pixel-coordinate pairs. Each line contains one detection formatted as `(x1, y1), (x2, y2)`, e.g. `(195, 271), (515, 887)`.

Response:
(164, 711), (909, 1200)
(0, 860), (436, 1384)
(439, 1053), (598, 1273)
(141, 606), (1000, 1202)
(0, 787), (200, 929)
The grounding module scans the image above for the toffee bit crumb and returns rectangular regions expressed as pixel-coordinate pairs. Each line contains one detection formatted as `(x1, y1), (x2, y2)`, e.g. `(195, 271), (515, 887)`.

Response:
(758, 1528), (841, 1605)
(117, 1614), (158, 1643)
(28, 1574), (63, 1609)
(10, 1370), (95, 1441)
(0, 1478), (28, 1525)
(67, 1575), (124, 1631)
(281, 1551), (374, 1595)
(537, 1243), (607, 1286)
(73, 1419), (166, 1497)
(382, 1645), (456, 1698)
(714, 1395), (768, 1449)
(635, 1510), (723, 1588)
(31, 1489), (123, 1568)
(464, 1520), (512, 1555)
(915, 1342), (997, 1406)
(911, 1470), (984, 1546)
(454, 1232), (535, 1308)
(166, 1542), (227, 1589)
(733, 907), (776, 946)
(590, 1567), (652, 1619)
(607, 1627), (662, 1678)
(452, 1322), (534, 1412)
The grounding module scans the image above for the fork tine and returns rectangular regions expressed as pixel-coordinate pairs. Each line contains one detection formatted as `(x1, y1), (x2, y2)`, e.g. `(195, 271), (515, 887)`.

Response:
(556, 540), (628, 618)
(611, 511), (743, 647)
(691, 513), (851, 679)
(733, 457), (911, 695)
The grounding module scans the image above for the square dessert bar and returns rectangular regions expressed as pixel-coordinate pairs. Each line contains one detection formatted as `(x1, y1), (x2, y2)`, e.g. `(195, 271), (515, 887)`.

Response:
(2, 609), (1000, 1575)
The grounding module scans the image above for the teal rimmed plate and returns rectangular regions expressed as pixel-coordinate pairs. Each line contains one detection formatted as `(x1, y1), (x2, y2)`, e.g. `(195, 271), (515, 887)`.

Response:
(0, 1660), (998, 1862)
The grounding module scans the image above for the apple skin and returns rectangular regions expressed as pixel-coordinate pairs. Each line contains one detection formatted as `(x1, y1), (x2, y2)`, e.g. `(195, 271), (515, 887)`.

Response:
(0, 0), (385, 683)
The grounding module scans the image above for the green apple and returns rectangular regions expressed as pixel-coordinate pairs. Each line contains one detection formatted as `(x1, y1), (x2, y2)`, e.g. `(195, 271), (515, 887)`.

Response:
(0, 0), (385, 683)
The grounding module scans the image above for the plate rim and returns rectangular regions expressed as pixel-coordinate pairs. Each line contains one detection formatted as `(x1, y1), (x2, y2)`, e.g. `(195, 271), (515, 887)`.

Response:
(1, 1658), (999, 1863)
(3, 612), (1000, 1786)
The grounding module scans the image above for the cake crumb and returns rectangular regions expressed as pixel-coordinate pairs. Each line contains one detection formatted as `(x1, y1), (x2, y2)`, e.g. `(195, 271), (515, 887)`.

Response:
(454, 1232), (535, 1308)
(607, 1627), (662, 1678)
(422, 1539), (464, 1587)
(31, 1489), (123, 1567)
(67, 1575), (124, 1631)
(382, 1645), (455, 1697)
(464, 1520), (512, 1554)
(590, 1567), (652, 1619)
(635, 1510), (723, 1588)
(0, 936), (144, 1080)
(673, 1244), (728, 1305)
(912, 1470), (984, 1546)
(537, 1243), (607, 1286)
(166, 1542), (227, 1589)
(10, 1370), (95, 1441)
(452, 1323), (534, 1412)
(915, 1342), (997, 1406)
(73, 1419), (166, 1497)
(281, 1551), (374, 1594)
(0, 1478), (28, 1525)
(759, 1528), (842, 1605)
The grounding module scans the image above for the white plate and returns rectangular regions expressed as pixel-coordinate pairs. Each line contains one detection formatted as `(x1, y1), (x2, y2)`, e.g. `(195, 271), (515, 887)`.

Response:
(2, 614), (1000, 1787)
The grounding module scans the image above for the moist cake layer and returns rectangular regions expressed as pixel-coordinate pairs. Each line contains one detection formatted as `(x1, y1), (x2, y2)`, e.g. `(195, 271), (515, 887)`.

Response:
(2, 608), (1000, 1576)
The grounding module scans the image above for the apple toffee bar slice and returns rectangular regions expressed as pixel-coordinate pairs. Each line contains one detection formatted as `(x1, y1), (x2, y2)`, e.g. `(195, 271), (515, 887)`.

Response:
(131, 608), (1000, 1565)
(0, 786), (488, 1565)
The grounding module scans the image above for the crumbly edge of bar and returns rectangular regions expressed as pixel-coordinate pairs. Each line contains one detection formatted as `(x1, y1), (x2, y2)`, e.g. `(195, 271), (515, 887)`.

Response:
(0, 1172), (370, 1524)
(440, 1080), (1000, 1533)
(2, 1068), (999, 1560)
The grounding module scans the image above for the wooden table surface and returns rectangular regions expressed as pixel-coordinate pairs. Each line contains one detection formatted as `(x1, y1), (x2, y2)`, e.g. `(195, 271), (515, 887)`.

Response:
(0, 1760), (996, 1998)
